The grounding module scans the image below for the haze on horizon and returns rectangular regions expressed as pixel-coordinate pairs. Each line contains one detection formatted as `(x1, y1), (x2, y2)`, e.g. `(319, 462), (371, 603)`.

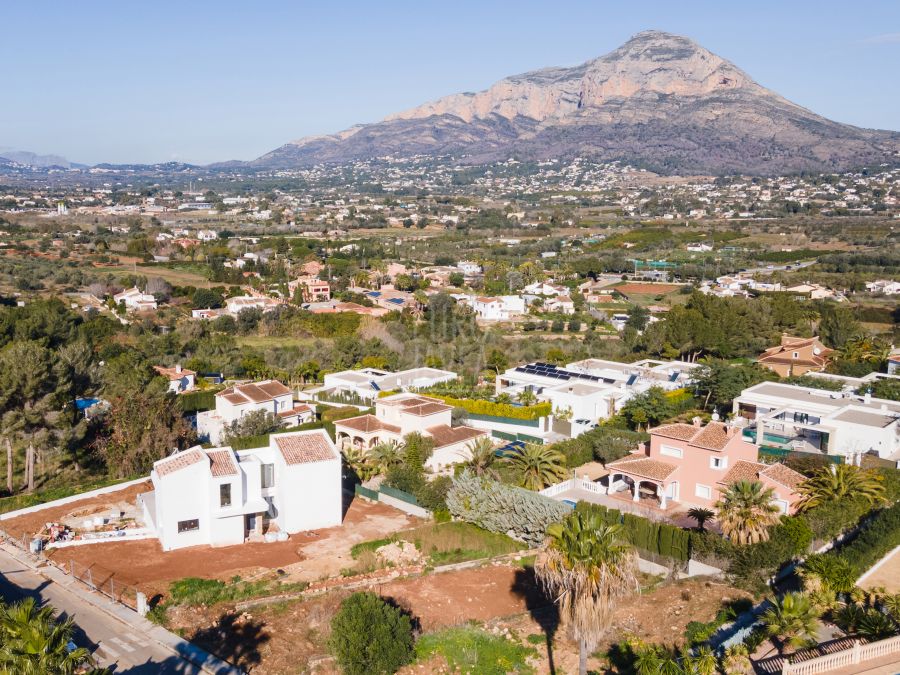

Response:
(4, 0), (900, 166)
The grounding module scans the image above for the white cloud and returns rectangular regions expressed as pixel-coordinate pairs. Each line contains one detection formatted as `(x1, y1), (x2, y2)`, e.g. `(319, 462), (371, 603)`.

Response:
(858, 32), (900, 45)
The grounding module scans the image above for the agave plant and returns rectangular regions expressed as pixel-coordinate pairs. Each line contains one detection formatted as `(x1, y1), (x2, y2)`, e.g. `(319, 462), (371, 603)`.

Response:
(856, 608), (897, 640)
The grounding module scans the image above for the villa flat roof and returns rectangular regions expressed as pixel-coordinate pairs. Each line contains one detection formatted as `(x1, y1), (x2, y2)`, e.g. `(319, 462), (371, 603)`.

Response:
(832, 409), (897, 428)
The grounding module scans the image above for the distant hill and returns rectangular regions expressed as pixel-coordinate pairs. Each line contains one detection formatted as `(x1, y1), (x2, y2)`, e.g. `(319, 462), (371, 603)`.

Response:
(0, 150), (75, 169)
(249, 30), (900, 175)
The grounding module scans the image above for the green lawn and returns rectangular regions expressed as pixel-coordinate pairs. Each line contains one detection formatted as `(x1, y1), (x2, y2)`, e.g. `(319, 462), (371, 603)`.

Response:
(415, 625), (537, 674)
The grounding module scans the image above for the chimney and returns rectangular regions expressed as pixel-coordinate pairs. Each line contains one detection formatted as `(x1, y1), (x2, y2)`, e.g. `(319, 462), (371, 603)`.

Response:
(726, 425), (737, 438)
(864, 392), (872, 405)
(175, 364), (182, 374)
(692, 416), (702, 427)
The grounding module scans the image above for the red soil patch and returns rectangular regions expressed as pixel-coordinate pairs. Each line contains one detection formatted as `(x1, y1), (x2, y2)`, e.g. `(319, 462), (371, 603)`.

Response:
(1, 481), (152, 541)
(616, 283), (684, 295)
(44, 498), (414, 598)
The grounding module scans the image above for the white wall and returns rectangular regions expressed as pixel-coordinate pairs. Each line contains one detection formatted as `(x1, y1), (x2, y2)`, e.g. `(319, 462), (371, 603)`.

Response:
(153, 463), (211, 551)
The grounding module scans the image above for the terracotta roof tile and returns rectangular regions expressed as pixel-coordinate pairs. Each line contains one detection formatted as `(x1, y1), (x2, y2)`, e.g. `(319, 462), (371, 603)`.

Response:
(333, 415), (401, 435)
(155, 448), (205, 477)
(424, 424), (487, 449)
(719, 459), (767, 485)
(651, 423), (699, 442)
(207, 449), (238, 477)
(277, 404), (312, 419)
(690, 422), (731, 451)
(606, 455), (678, 481)
(275, 432), (337, 465)
(154, 365), (196, 380)
(761, 463), (806, 490)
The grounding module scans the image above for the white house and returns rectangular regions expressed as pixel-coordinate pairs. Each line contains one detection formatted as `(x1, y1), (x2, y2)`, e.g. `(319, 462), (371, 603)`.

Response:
(314, 367), (457, 402)
(471, 295), (525, 321)
(456, 261), (482, 276)
(733, 382), (900, 462)
(545, 294), (575, 314)
(154, 364), (196, 394)
(197, 229), (218, 241)
(139, 429), (341, 551)
(523, 281), (568, 297)
(496, 359), (699, 429)
(865, 280), (900, 296)
(333, 393), (488, 473)
(113, 287), (157, 312)
(197, 380), (313, 444)
(225, 295), (281, 316)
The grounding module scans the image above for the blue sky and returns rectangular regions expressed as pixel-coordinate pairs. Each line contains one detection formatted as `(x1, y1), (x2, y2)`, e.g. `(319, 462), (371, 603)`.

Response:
(3, 1), (899, 165)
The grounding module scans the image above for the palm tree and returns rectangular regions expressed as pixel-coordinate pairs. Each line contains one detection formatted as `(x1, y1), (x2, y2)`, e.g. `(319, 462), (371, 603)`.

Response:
(535, 511), (639, 675)
(715, 480), (781, 545)
(464, 437), (498, 478)
(721, 644), (753, 675)
(761, 592), (819, 655)
(368, 440), (403, 475)
(341, 445), (375, 482)
(506, 442), (568, 491)
(797, 464), (886, 512)
(687, 506), (715, 531)
(517, 389), (537, 407)
(0, 597), (102, 674)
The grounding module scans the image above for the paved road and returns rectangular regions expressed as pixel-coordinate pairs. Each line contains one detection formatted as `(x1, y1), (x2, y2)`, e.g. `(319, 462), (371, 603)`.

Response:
(0, 547), (201, 673)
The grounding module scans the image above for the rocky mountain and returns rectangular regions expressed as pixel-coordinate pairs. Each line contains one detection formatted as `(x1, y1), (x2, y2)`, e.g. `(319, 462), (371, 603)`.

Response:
(251, 31), (900, 175)
(0, 149), (74, 169)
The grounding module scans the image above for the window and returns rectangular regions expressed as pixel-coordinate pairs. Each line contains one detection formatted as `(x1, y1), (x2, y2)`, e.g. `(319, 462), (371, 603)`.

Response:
(261, 463), (275, 489)
(660, 445), (683, 459)
(695, 484), (711, 499)
(792, 351), (799, 359)
(220, 483), (232, 507)
(710, 456), (728, 470)
(177, 519), (199, 533)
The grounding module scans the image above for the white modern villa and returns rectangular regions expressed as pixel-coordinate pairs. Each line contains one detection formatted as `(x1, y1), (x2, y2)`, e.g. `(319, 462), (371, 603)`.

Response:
(197, 380), (314, 444)
(496, 358), (699, 424)
(733, 382), (900, 463)
(333, 393), (488, 472)
(309, 367), (457, 403)
(139, 429), (342, 551)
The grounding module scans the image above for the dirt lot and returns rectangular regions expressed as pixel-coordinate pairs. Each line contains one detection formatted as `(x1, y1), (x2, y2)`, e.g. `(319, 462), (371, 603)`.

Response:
(41, 496), (416, 598)
(166, 562), (750, 674)
(616, 282), (684, 295)
(1, 481), (152, 542)
(859, 548), (900, 593)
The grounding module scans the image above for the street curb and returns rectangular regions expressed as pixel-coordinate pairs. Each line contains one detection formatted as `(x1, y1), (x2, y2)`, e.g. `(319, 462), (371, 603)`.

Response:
(0, 541), (244, 675)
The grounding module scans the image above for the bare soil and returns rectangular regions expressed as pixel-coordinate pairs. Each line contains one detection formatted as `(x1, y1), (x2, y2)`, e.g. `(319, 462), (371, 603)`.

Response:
(616, 282), (684, 295)
(44, 498), (417, 598)
(166, 561), (750, 674)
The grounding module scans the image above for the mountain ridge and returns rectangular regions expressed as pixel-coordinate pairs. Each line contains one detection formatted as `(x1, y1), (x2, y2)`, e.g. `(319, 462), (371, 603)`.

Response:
(248, 30), (900, 175)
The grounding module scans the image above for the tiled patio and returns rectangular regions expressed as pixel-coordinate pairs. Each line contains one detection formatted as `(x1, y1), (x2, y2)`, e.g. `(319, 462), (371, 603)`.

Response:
(550, 485), (690, 524)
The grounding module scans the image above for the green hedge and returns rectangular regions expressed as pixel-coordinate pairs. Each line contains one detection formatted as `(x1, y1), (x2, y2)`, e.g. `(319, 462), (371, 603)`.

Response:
(828, 500), (900, 577)
(426, 395), (551, 421)
(178, 389), (219, 413)
(575, 502), (691, 561)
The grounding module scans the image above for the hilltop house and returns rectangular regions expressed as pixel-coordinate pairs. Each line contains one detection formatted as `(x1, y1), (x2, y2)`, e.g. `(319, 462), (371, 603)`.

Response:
(197, 380), (313, 444)
(113, 287), (157, 312)
(733, 381), (900, 462)
(757, 335), (833, 377)
(154, 364), (196, 394)
(139, 429), (341, 551)
(333, 393), (488, 473)
(605, 419), (804, 513)
(311, 367), (457, 403)
(470, 295), (525, 321)
(289, 276), (331, 303)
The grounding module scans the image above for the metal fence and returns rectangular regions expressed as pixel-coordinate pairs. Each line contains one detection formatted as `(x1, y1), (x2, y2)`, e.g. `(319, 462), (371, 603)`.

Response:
(66, 558), (139, 609)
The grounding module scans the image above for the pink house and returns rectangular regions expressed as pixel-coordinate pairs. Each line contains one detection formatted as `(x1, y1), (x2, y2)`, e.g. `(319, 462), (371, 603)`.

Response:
(605, 420), (804, 514)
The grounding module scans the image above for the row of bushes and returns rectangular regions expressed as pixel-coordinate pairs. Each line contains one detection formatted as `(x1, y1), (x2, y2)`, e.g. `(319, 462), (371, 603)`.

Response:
(551, 425), (649, 468)
(830, 499), (900, 578)
(177, 389), (218, 413)
(425, 394), (552, 421)
(575, 502), (692, 562)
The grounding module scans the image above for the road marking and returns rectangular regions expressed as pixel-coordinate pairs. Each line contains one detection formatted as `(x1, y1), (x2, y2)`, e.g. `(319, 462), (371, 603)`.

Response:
(97, 641), (121, 658)
(128, 632), (150, 647)
(110, 637), (136, 652)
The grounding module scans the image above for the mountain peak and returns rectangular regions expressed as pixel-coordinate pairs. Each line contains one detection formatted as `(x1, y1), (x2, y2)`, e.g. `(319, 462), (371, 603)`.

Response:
(257, 31), (900, 175)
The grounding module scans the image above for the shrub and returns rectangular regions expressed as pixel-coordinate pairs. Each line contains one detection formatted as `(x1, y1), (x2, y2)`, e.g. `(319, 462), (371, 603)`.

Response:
(445, 471), (570, 546)
(415, 625), (537, 674)
(801, 554), (855, 593)
(551, 425), (648, 468)
(829, 500), (900, 577)
(424, 394), (552, 421)
(575, 502), (691, 561)
(329, 592), (414, 675)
